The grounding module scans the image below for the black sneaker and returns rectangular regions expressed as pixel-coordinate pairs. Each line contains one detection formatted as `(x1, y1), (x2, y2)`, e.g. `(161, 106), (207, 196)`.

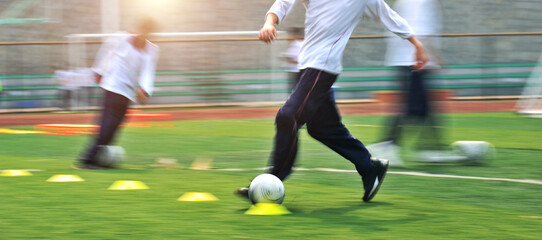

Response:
(72, 162), (105, 170)
(235, 187), (250, 200)
(362, 158), (389, 202)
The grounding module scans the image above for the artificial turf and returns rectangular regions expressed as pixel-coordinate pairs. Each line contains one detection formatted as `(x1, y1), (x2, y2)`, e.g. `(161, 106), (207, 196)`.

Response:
(0, 112), (540, 239)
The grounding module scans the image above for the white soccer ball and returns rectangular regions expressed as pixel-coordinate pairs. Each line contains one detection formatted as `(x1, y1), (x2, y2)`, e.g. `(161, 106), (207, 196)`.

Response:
(451, 141), (495, 163)
(96, 145), (125, 167)
(249, 173), (285, 204)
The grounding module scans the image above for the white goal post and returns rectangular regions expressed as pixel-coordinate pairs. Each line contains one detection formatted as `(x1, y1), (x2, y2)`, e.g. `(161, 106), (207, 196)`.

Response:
(516, 52), (542, 118)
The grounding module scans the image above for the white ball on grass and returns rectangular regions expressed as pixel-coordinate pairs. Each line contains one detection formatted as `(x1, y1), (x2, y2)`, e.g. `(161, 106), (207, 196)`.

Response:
(451, 141), (495, 163)
(249, 173), (285, 204)
(96, 145), (125, 167)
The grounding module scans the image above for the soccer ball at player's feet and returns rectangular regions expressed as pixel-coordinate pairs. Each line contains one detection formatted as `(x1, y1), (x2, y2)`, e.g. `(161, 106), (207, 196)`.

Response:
(362, 158), (389, 202)
(248, 173), (285, 204)
(96, 145), (125, 168)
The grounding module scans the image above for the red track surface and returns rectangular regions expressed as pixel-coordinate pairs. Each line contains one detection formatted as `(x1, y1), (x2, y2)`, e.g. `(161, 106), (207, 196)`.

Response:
(0, 101), (517, 127)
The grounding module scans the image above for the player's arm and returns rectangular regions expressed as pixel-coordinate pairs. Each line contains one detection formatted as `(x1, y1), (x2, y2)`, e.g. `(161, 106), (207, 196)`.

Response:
(260, 0), (296, 43)
(407, 36), (429, 70)
(364, 0), (428, 69)
(136, 87), (149, 105)
(94, 73), (103, 84)
(137, 45), (159, 104)
(92, 35), (122, 84)
(259, 13), (279, 43)
(417, 1), (444, 66)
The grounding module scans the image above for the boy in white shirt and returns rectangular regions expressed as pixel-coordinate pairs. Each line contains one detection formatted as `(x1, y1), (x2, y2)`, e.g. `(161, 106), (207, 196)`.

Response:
(237, 0), (428, 202)
(76, 17), (159, 169)
(369, 0), (443, 166)
(284, 27), (304, 92)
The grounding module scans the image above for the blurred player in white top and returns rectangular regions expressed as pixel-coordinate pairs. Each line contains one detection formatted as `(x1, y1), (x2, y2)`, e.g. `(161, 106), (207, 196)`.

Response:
(368, 0), (444, 166)
(386, 0), (441, 68)
(283, 27), (304, 92)
(76, 17), (159, 169)
(236, 0), (429, 202)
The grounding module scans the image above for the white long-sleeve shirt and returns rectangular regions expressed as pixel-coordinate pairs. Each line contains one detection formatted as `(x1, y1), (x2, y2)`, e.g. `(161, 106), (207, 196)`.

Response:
(386, 0), (441, 66)
(268, 0), (414, 74)
(92, 32), (159, 102)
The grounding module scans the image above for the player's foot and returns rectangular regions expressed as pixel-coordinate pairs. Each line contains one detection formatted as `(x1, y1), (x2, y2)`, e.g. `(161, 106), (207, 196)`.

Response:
(234, 187), (249, 200)
(72, 161), (105, 170)
(367, 141), (404, 166)
(362, 158), (389, 202)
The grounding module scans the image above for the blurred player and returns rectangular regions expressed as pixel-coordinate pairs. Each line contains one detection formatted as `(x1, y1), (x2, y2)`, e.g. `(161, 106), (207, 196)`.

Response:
(75, 17), (159, 169)
(283, 27), (303, 92)
(236, 0), (429, 202)
(368, 0), (444, 166)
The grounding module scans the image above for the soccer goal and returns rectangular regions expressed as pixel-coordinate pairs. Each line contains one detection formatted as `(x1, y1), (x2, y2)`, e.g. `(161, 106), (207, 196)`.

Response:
(65, 31), (289, 110)
(516, 52), (542, 118)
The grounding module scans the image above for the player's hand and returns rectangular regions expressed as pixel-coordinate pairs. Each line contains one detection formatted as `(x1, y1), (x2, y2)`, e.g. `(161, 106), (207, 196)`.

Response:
(407, 35), (429, 71)
(259, 24), (277, 43)
(137, 87), (149, 104)
(413, 45), (429, 71)
(94, 72), (103, 84)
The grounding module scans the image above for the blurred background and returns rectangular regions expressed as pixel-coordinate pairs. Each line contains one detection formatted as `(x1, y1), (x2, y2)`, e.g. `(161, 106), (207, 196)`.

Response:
(0, 0), (541, 110)
(0, 2), (541, 239)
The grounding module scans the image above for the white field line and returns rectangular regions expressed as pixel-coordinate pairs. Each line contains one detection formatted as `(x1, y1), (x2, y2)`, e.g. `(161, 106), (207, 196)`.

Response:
(348, 124), (382, 127)
(210, 167), (542, 186)
(5, 167), (541, 186)
(388, 171), (542, 185)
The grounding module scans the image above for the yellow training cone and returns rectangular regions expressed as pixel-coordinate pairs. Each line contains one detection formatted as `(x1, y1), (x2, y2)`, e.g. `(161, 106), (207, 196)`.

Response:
(1, 170), (32, 177)
(177, 192), (219, 202)
(47, 175), (84, 182)
(108, 180), (149, 190)
(244, 203), (291, 215)
(189, 157), (213, 170)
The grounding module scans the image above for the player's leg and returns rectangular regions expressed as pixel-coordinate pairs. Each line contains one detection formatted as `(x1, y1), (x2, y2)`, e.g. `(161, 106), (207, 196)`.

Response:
(288, 72), (301, 92)
(305, 89), (373, 175)
(384, 114), (405, 144)
(410, 70), (445, 150)
(406, 69), (429, 117)
(417, 115), (444, 150)
(79, 91), (129, 168)
(96, 91), (129, 145)
(306, 89), (388, 202)
(368, 67), (414, 166)
(382, 66), (413, 142)
(236, 68), (335, 199)
(268, 68), (337, 180)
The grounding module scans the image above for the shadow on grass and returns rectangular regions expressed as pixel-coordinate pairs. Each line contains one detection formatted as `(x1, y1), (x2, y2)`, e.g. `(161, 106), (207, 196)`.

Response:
(232, 200), (391, 214)
(291, 200), (429, 233)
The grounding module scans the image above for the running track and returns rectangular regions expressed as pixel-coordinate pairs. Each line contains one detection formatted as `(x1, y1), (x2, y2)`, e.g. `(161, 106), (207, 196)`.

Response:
(0, 101), (517, 127)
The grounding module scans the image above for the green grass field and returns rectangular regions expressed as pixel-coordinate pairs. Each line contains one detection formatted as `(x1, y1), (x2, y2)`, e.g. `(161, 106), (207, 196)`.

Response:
(1, 112), (541, 239)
